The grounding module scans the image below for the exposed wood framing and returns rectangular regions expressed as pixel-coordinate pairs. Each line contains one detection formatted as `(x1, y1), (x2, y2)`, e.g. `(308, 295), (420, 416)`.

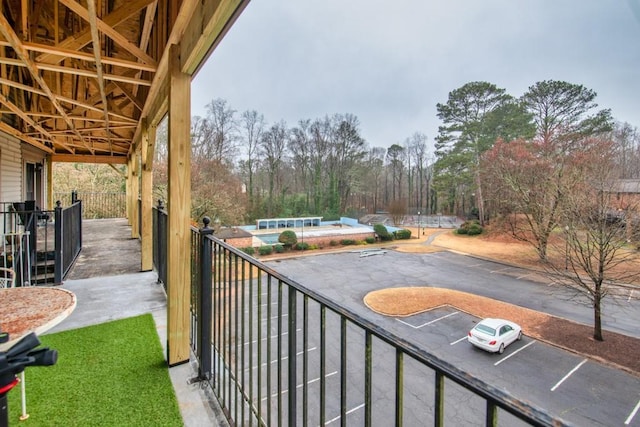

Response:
(167, 42), (191, 365)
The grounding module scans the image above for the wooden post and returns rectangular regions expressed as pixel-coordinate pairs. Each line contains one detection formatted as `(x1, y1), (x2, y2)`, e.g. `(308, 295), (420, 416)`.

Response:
(140, 118), (155, 272)
(130, 152), (140, 239)
(46, 156), (52, 210)
(126, 156), (133, 226)
(166, 42), (191, 366)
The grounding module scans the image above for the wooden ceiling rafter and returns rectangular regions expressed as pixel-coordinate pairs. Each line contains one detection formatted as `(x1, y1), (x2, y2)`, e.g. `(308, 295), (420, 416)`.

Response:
(58, 0), (156, 67)
(86, 0), (112, 153)
(0, 0), (249, 164)
(0, 12), (94, 154)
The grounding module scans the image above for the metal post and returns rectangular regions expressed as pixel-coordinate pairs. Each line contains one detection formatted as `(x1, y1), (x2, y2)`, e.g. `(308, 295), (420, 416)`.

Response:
(417, 211), (421, 237)
(199, 217), (213, 380)
(53, 201), (63, 285)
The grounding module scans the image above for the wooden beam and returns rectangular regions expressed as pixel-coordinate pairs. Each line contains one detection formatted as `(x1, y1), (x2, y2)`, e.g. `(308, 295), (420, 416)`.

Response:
(130, 152), (140, 238)
(51, 154), (127, 164)
(0, 91), (75, 153)
(166, 43), (191, 366)
(59, 0), (157, 67)
(86, 0), (112, 153)
(0, 13), (94, 153)
(140, 118), (155, 271)
(37, 0), (157, 65)
(0, 41), (158, 72)
(0, 60), (154, 87)
(0, 121), (54, 153)
(181, 0), (249, 75)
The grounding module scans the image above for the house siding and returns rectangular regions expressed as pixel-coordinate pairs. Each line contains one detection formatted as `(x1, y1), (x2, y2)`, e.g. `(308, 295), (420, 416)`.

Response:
(0, 131), (22, 204)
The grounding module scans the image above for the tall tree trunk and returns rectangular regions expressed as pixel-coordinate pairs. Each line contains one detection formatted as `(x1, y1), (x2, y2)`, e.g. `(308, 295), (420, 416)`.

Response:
(593, 285), (603, 341)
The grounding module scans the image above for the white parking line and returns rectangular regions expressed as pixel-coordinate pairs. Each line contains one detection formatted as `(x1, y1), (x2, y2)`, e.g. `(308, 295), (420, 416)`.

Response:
(261, 371), (338, 401)
(261, 313), (288, 321)
(397, 311), (459, 329)
(243, 328), (302, 346)
(550, 359), (588, 391)
(245, 347), (317, 372)
(625, 398), (640, 425)
(494, 341), (534, 366)
(450, 336), (467, 345)
(629, 290), (634, 303)
(324, 403), (366, 425)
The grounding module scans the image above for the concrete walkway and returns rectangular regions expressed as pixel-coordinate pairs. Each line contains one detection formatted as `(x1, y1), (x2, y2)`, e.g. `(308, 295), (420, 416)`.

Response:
(46, 218), (228, 426)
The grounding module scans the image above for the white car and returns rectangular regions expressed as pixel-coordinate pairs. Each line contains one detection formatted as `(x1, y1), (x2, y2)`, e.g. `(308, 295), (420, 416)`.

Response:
(467, 318), (522, 354)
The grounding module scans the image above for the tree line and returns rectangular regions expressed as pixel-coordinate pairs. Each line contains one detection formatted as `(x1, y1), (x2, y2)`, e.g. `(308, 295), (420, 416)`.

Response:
(151, 80), (640, 231)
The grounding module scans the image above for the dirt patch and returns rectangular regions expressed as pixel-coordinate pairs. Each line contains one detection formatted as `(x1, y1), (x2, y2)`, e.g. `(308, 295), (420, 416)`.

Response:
(364, 286), (640, 375)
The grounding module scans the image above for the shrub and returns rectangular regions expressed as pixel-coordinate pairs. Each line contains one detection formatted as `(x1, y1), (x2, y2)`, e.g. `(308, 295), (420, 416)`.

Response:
(241, 247), (255, 255)
(273, 244), (284, 253)
(258, 245), (273, 255)
(365, 236), (376, 244)
(329, 240), (339, 246)
(467, 223), (483, 235)
(341, 239), (356, 245)
(278, 230), (297, 247)
(393, 229), (412, 240)
(457, 220), (483, 236)
(374, 223), (393, 241)
(295, 242), (310, 250)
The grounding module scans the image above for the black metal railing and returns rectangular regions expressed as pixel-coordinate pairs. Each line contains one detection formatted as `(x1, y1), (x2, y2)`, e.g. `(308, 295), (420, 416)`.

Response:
(153, 200), (168, 290)
(53, 191), (125, 219)
(54, 200), (82, 284)
(187, 219), (571, 427)
(0, 200), (80, 286)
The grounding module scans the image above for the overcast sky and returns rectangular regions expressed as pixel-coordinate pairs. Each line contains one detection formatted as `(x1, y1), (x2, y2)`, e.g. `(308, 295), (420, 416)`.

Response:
(191, 0), (640, 151)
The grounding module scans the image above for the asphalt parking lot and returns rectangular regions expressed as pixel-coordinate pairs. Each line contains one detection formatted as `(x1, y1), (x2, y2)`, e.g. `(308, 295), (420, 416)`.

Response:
(266, 250), (640, 426)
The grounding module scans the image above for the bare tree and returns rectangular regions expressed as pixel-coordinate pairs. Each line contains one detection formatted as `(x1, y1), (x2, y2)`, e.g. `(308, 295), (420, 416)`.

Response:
(238, 110), (265, 216)
(545, 138), (640, 341)
(203, 98), (238, 163)
(407, 132), (430, 213)
(289, 119), (313, 212)
(386, 144), (405, 202)
(260, 121), (289, 217)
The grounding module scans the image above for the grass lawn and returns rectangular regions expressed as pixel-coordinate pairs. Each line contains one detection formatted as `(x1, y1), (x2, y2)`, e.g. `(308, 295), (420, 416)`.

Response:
(7, 314), (182, 426)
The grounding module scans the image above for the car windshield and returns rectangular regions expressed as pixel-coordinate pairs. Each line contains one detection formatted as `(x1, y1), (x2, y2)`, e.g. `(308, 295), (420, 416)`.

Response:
(475, 324), (496, 336)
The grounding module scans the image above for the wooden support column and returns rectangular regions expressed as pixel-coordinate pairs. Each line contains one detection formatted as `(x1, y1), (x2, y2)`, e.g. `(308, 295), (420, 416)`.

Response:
(140, 118), (155, 272)
(130, 152), (140, 239)
(126, 157), (133, 225)
(46, 156), (52, 209)
(166, 43), (191, 366)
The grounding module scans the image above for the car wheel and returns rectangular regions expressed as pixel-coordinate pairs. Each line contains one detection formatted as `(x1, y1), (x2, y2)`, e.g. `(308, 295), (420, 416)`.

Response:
(498, 343), (505, 354)
(517, 331), (523, 341)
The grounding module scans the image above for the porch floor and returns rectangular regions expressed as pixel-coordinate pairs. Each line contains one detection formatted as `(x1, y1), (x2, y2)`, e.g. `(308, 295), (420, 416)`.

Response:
(46, 218), (228, 426)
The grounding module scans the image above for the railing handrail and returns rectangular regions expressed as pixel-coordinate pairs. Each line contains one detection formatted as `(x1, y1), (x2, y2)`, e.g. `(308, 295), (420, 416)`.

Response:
(189, 228), (571, 426)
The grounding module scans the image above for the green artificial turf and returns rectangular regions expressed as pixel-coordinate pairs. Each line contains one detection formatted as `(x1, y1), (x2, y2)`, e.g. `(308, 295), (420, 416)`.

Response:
(7, 314), (182, 426)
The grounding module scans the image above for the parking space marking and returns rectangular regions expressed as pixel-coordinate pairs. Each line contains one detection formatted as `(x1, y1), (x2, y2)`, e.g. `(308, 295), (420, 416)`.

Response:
(494, 341), (535, 366)
(261, 371), (338, 401)
(550, 359), (588, 391)
(261, 313), (288, 322)
(243, 328), (302, 346)
(629, 290), (634, 303)
(245, 347), (317, 372)
(397, 311), (459, 329)
(324, 403), (365, 425)
(625, 398), (640, 425)
(450, 336), (467, 345)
